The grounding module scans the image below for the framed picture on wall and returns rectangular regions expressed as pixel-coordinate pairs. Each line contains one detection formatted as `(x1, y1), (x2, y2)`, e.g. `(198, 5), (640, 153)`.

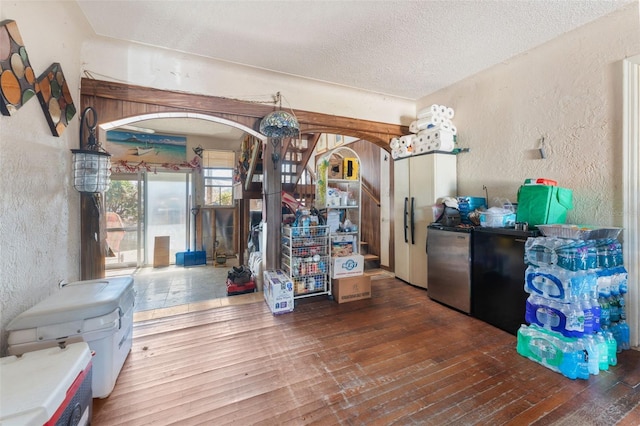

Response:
(106, 130), (187, 164)
(326, 134), (337, 150)
(316, 134), (327, 153)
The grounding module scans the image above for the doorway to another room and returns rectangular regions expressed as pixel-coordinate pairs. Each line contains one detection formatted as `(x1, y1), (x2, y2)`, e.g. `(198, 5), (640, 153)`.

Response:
(104, 154), (249, 315)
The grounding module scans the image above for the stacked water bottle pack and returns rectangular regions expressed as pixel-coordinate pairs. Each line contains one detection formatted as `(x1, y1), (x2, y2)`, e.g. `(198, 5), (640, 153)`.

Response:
(517, 235), (630, 380)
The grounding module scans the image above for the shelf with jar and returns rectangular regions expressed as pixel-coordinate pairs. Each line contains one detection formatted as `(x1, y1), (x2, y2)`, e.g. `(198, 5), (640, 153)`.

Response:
(281, 224), (331, 299)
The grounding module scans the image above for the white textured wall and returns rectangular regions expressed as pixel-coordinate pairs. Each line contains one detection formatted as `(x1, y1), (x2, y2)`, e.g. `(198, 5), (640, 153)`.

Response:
(80, 38), (416, 125)
(418, 3), (638, 228)
(0, 1), (93, 353)
(417, 3), (639, 347)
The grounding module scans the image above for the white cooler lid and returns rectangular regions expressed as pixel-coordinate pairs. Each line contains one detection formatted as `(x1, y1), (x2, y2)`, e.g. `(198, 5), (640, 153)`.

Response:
(0, 342), (92, 425)
(7, 276), (134, 331)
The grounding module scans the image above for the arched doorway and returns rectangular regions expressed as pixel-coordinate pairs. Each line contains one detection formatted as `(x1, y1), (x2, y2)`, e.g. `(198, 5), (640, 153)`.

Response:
(98, 112), (267, 270)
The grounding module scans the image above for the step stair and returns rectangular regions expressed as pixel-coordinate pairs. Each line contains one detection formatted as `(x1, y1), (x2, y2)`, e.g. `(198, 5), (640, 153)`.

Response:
(360, 240), (380, 271)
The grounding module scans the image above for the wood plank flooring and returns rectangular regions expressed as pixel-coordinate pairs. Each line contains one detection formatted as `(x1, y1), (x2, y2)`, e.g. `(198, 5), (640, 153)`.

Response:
(92, 277), (640, 425)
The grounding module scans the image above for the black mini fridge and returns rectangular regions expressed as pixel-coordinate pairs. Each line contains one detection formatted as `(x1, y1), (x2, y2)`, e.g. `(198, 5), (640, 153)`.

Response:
(471, 227), (539, 335)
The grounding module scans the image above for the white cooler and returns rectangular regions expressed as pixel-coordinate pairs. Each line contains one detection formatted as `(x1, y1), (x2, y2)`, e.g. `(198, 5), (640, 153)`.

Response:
(6, 276), (135, 398)
(0, 342), (93, 425)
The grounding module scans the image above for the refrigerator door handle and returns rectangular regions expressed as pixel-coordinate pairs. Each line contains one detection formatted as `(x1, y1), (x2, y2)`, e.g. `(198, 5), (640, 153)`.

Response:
(403, 197), (408, 243)
(410, 197), (415, 244)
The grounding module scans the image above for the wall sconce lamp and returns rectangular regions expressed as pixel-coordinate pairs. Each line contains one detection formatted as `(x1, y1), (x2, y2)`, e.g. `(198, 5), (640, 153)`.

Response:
(70, 107), (111, 193)
(259, 92), (299, 168)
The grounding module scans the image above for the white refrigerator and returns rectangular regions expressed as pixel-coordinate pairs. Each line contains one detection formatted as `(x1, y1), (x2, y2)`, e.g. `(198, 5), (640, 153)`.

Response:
(394, 153), (457, 288)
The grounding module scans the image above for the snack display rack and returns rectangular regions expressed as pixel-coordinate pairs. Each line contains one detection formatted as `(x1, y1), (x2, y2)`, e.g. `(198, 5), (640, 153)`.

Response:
(281, 225), (331, 299)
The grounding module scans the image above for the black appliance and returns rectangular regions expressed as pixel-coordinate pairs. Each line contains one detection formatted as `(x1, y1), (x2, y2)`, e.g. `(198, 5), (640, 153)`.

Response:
(471, 227), (539, 335)
(426, 223), (473, 314)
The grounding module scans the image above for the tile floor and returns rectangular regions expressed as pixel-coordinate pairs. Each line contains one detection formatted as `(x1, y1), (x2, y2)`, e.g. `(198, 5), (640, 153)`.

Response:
(106, 258), (263, 321)
(106, 259), (393, 322)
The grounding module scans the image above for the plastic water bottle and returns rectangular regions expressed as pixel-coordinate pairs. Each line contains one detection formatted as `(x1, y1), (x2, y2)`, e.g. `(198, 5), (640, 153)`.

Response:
(616, 267), (628, 294)
(597, 268), (612, 298)
(584, 335), (600, 375)
(525, 294), (538, 325)
(590, 293), (601, 333)
(581, 294), (594, 335)
(609, 293), (620, 323)
(619, 320), (630, 350)
(574, 339), (590, 379)
(605, 330), (618, 366)
(566, 295), (585, 337)
(599, 296), (610, 328)
(525, 237), (560, 267)
(596, 332), (609, 371)
(610, 322), (623, 354)
(619, 295), (626, 321)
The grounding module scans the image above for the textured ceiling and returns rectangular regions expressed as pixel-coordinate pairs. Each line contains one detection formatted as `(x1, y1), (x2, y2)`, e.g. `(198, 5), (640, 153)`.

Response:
(77, 0), (633, 101)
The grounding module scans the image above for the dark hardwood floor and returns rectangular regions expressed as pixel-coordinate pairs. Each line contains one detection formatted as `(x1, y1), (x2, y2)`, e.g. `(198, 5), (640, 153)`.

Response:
(93, 276), (640, 425)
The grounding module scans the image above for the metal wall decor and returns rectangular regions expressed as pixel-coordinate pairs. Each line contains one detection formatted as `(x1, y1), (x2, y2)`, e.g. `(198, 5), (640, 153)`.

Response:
(0, 19), (76, 135)
(0, 19), (37, 116)
(36, 63), (76, 136)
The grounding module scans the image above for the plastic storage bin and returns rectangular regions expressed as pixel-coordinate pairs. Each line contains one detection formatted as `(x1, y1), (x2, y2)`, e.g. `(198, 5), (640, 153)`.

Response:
(457, 196), (487, 224)
(479, 211), (516, 227)
(6, 276), (135, 398)
(0, 342), (93, 425)
(176, 250), (206, 266)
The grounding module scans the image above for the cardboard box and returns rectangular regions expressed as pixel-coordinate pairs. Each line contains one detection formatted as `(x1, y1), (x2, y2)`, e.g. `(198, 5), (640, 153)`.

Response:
(331, 254), (364, 278)
(263, 270), (294, 314)
(332, 275), (371, 303)
(331, 234), (356, 257)
(153, 236), (170, 267)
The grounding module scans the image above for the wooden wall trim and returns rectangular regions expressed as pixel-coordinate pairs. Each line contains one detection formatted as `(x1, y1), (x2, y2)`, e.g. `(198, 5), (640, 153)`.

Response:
(81, 78), (408, 150)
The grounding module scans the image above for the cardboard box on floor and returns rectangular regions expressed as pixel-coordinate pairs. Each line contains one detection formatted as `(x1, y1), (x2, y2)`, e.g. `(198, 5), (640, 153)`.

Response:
(332, 275), (371, 304)
(331, 254), (364, 278)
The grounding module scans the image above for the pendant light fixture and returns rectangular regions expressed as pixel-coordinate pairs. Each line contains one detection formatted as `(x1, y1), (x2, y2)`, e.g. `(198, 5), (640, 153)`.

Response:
(259, 92), (299, 167)
(71, 107), (111, 193)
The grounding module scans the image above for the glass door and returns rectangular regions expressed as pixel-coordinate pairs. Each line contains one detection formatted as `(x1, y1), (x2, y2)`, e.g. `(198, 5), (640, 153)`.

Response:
(105, 174), (143, 269)
(145, 171), (191, 265)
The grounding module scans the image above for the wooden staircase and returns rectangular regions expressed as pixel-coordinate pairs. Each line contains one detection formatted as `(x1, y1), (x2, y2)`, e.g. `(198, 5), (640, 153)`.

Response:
(235, 133), (385, 278)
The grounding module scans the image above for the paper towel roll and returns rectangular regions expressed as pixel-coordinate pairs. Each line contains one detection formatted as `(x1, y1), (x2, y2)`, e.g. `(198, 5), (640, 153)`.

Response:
(417, 104), (440, 119)
(439, 123), (452, 133)
(433, 137), (455, 152)
(425, 122), (456, 136)
(399, 134), (414, 147)
(392, 148), (400, 159)
(416, 129), (434, 144)
(409, 121), (418, 134)
(416, 115), (440, 130)
(439, 105), (447, 115)
(413, 142), (428, 155)
(390, 138), (400, 150)
(445, 107), (455, 119)
(450, 125), (457, 135)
